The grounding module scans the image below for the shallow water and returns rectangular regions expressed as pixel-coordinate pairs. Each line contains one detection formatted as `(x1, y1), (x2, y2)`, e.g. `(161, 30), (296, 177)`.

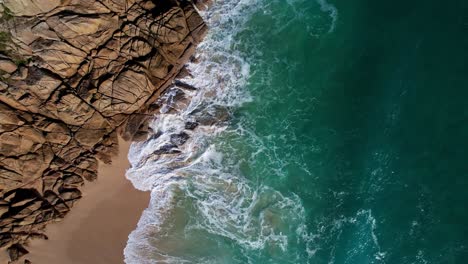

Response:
(125, 0), (468, 263)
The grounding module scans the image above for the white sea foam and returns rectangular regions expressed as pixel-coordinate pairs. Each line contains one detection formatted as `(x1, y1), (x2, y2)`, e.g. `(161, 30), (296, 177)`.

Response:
(123, 0), (333, 263)
(317, 0), (339, 33)
(308, 209), (387, 263)
(124, 0), (265, 263)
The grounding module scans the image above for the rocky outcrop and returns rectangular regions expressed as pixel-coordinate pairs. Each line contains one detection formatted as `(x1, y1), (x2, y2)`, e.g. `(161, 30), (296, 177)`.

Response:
(0, 0), (206, 261)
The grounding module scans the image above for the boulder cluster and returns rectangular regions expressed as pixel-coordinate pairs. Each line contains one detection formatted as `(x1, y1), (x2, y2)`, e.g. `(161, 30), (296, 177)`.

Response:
(0, 0), (206, 262)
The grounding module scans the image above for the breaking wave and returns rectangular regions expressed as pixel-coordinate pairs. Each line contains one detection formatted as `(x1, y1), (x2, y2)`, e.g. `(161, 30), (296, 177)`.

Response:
(124, 0), (310, 263)
(124, 0), (342, 263)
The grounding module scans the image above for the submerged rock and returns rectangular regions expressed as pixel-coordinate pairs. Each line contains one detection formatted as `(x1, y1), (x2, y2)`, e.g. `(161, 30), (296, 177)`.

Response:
(174, 80), (198, 90)
(170, 132), (190, 146)
(190, 104), (232, 126)
(153, 144), (181, 155)
(185, 121), (199, 130)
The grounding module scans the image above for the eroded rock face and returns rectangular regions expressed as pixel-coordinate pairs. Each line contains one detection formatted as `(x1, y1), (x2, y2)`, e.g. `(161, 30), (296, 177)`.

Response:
(0, 0), (206, 261)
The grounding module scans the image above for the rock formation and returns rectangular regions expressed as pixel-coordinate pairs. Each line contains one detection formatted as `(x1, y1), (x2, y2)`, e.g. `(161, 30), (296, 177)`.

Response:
(0, 0), (206, 262)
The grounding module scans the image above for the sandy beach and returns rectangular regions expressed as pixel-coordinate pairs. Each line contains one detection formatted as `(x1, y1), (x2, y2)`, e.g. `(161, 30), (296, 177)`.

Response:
(1, 140), (149, 264)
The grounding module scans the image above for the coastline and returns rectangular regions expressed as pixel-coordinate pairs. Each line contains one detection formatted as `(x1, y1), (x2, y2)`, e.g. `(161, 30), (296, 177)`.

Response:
(0, 1), (206, 259)
(12, 139), (149, 264)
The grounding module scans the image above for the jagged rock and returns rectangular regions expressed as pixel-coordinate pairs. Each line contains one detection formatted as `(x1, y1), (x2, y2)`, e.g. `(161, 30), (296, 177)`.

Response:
(120, 113), (152, 141)
(7, 243), (28, 262)
(37, 209), (54, 223)
(45, 14), (119, 53)
(11, 201), (42, 219)
(153, 144), (181, 155)
(0, 103), (28, 126)
(53, 202), (69, 214)
(4, 0), (60, 16)
(159, 87), (191, 113)
(15, 211), (41, 226)
(0, 0), (207, 259)
(62, 174), (84, 188)
(0, 169), (23, 192)
(191, 104), (231, 126)
(95, 69), (156, 116)
(0, 205), (8, 217)
(0, 60), (17, 74)
(0, 126), (45, 156)
(149, 130), (163, 141)
(44, 91), (97, 126)
(170, 132), (190, 146)
(80, 170), (98, 182)
(18, 68), (62, 101)
(3, 189), (39, 205)
(174, 80), (198, 90)
(40, 123), (72, 145)
(185, 121), (199, 130)
(11, 198), (35, 208)
(33, 40), (88, 78)
(0, 148), (54, 193)
(58, 189), (81, 201)
(43, 191), (60, 206)
(0, 234), (12, 248)
(94, 133), (119, 164)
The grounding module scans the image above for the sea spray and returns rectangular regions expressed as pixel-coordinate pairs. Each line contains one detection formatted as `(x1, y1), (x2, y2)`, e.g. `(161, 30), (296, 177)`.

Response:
(125, 1), (300, 263)
(125, 0), (468, 263)
(123, 0), (364, 263)
(317, 0), (338, 33)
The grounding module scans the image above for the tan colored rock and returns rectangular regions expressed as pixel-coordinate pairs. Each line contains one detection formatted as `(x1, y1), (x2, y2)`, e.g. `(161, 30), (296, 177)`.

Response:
(4, 0), (60, 16)
(0, 0), (207, 260)
(147, 52), (172, 79)
(59, 188), (81, 201)
(44, 92), (95, 126)
(56, 0), (111, 14)
(31, 39), (87, 78)
(0, 103), (26, 126)
(0, 205), (8, 217)
(12, 201), (42, 219)
(0, 170), (23, 195)
(62, 174), (84, 188)
(95, 69), (155, 115)
(0, 60), (18, 74)
(45, 14), (119, 53)
(122, 38), (153, 58)
(53, 202), (69, 214)
(7, 243), (29, 262)
(0, 126), (45, 156)
(41, 123), (72, 145)
(74, 127), (108, 148)
(11, 197), (36, 208)
(0, 148), (53, 194)
(53, 139), (83, 162)
(21, 68), (62, 100)
(152, 7), (189, 45)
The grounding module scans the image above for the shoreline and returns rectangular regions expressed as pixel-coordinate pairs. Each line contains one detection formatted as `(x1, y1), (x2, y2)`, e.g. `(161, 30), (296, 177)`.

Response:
(0, 1), (206, 258)
(10, 139), (149, 264)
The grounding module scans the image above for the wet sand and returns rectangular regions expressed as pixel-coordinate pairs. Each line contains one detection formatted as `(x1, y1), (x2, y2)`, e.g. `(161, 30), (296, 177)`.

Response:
(11, 140), (149, 264)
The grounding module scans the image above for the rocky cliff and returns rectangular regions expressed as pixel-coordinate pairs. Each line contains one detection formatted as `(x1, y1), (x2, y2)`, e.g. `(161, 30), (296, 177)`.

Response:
(0, 0), (206, 262)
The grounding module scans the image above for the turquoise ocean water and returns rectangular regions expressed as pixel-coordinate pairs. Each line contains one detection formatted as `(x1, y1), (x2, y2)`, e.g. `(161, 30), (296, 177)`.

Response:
(124, 0), (468, 263)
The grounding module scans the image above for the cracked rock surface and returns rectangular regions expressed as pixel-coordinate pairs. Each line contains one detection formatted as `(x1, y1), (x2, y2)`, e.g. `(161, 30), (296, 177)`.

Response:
(0, 0), (206, 261)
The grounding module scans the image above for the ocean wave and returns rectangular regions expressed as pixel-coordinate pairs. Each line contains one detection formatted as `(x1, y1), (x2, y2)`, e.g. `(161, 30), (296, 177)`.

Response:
(123, 0), (335, 263)
(306, 209), (387, 263)
(124, 0), (268, 263)
(317, 0), (338, 33)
